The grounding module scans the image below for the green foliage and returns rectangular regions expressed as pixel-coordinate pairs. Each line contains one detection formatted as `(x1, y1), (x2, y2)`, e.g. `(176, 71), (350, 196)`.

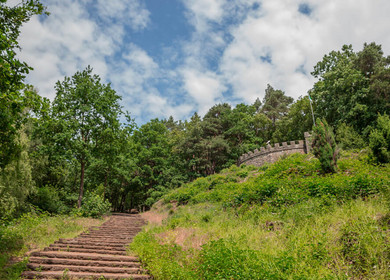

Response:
(0, 130), (34, 219)
(272, 96), (313, 143)
(164, 153), (389, 209)
(132, 153), (390, 279)
(261, 84), (294, 126)
(130, 231), (197, 279)
(336, 123), (366, 150)
(0, 0), (47, 168)
(74, 191), (111, 218)
(0, 212), (103, 279)
(45, 66), (122, 208)
(29, 185), (70, 214)
(310, 42), (390, 136)
(311, 119), (340, 173)
(369, 114), (390, 163)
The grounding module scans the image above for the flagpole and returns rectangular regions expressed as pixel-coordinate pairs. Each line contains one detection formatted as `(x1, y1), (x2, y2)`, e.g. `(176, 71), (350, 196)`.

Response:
(308, 93), (315, 126)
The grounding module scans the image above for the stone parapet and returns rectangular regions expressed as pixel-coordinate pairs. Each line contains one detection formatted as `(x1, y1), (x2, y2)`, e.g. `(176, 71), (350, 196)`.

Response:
(238, 132), (312, 167)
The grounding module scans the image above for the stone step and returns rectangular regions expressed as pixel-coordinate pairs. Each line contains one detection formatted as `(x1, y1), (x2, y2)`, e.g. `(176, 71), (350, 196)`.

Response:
(58, 238), (131, 245)
(30, 251), (138, 262)
(55, 240), (126, 248)
(22, 270), (150, 279)
(49, 243), (127, 251)
(44, 246), (127, 255)
(27, 263), (144, 274)
(23, 214), (150, 279)
(71, 239), (131, 245)
(29, 257), (140, 268)
(80, 233), (135, 238)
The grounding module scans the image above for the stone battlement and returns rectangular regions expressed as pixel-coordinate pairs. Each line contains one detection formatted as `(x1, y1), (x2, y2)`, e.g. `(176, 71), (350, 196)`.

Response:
(238, 132), (311, 167)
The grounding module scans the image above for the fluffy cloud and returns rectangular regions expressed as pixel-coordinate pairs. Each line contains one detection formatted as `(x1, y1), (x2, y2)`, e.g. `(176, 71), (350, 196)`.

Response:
(181, 68), (226, 116)
(17, 0), (150, 101)
(15, 0), (390, 123)
(183, 0), (390, 106)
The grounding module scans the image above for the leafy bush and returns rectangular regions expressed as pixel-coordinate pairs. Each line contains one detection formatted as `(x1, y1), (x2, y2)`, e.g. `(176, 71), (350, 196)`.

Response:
(369, 114), (390, 163)
(29, 185), (70, 214)
(311, 118), (340, 173)
(336, 123), (366, 150)
(75, 192), (111, 218)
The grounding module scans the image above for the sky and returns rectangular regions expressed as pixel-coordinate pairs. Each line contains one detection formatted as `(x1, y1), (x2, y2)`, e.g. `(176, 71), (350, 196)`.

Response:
(15, 0), (390, 124)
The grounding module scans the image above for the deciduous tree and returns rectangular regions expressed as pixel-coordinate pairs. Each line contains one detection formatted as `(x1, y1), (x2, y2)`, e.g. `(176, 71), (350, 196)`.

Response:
(48, 66), (122, 208)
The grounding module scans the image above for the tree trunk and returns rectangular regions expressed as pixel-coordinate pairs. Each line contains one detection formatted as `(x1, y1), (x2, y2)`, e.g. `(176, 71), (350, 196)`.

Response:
(77, 160), (85, 208)
(103, 169), (109, 199)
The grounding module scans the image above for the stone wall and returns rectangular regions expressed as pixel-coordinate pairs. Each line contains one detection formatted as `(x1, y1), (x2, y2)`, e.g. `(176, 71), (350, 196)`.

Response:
(238, 132), (311, 167)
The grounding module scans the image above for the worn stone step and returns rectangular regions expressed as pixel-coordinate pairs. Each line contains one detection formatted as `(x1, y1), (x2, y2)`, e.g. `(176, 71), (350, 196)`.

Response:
(55, 240), (126, 248)
(49, 243), (126, 251)
(58, 238), (131, 245)
(27, 263), (144, 274)
(79, 235), (134, 239)
(78, 236), (134, 240)
(29, 257), (140, 268)
(84, 232), (137, 235)
(71, 239), (131, 245)
(30, 251), (138, 262)
(22, 270), (150, 279)
(44, 246), (127, 255)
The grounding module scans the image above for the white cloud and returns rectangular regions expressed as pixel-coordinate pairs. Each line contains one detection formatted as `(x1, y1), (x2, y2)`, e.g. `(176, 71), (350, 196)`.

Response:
(17, 0), (150, 100)
(181, 68), (226, 116)
(96, 0), (150, 31)
(14, 0), (390, 123)
(183, 0), (226, 33)
(217, 0), (390, 103)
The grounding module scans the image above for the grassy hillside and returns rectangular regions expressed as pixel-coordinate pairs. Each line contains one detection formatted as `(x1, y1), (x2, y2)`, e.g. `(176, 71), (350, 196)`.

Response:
(131, 152), (390, 279)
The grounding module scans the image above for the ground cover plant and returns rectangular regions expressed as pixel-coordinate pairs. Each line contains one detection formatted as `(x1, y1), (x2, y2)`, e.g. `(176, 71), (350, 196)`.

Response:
(0, 211), (105, 279)
(131, 153), (390, 279)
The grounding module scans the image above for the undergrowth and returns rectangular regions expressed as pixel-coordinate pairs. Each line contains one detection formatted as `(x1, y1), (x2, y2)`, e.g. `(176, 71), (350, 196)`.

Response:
(131, 153), (390, 279)
(0, 212), (105, 279)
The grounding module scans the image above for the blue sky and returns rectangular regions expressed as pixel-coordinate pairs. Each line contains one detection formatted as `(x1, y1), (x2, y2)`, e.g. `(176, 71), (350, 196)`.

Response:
(16, 0), (390, 124)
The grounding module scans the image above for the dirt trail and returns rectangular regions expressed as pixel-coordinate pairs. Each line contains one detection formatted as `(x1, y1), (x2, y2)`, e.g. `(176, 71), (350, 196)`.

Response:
(22, 213), (150, 279)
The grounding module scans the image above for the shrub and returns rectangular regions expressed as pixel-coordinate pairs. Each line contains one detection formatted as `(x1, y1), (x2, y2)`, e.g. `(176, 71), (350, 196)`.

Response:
(29, 185), (69, 214)
(76, 192), (111, 218)
(311, 118), (339, 173)
(369, 114), (390, 163)
(336, 123), (366, 150)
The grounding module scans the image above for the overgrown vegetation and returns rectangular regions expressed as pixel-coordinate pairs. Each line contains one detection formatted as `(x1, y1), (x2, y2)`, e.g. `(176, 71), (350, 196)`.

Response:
(2, 1), (390, 278)
(131, 154), (390, 279)
(311, 118), (339, 173)
(0, 211), (105, 279)
(2, 6), (390, 215)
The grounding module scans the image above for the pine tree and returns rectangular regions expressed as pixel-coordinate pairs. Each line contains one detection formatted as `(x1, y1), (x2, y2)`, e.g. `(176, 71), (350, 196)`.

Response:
(311, 119), (339, 173)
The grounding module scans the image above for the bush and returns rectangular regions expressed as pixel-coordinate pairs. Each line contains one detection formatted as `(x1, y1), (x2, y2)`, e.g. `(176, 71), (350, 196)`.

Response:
(29, 185), (69, 214)
(75, 192), (111, 218)
(336, 123), (366, 150)
(311, 118), (339, 173)
(369, 114), (390, 163)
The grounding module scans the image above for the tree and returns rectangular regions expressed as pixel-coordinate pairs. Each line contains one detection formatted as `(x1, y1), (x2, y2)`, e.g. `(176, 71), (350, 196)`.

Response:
(311, 119), (339, 173)
(261, 84), (294, 126)
(369, 114), (390, 163)
(0, 0), (47, 167)
(272, 96), (313, 143)
(310, 43), (390, 135)
(48, 66), (122, 208)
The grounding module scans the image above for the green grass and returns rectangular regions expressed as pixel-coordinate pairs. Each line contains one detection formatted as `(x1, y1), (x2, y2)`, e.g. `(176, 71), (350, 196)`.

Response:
(0, 212), (105, 279)
(131, 152), (390, 279)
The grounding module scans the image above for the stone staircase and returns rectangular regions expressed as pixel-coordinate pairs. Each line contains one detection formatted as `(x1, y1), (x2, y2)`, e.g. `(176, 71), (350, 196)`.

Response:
(22, 213), (150, 279)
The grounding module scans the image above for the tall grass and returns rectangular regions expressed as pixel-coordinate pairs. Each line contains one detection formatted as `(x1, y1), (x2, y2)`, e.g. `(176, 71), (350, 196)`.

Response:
(0, 212), (105, 279)
(131, 153), (390, 279)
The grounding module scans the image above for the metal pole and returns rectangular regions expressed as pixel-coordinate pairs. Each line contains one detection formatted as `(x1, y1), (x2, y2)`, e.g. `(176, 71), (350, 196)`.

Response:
(308, 94), (315, 126)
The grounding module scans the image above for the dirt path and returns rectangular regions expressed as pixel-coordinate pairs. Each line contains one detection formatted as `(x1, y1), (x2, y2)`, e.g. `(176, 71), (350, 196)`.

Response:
(22, 213), (150, 279)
